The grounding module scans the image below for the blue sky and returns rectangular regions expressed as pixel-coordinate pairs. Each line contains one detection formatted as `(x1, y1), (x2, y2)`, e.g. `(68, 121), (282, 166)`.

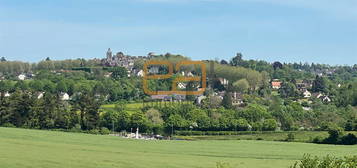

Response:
(0, 0), (356, 65)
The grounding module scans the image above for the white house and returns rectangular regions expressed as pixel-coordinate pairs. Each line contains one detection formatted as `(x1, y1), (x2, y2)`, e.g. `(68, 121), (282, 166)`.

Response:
(4, 92), (11, 97)
(218, 78), (229, 86)
(178, 82), (186, 89)
(18, 74), (26, 80)
(322, 96), (331, 102)
(303, 90), (312, 98)
(136, 70), (144, 77)
(195, 95), (206, 105)
(60, 93), (70, 101)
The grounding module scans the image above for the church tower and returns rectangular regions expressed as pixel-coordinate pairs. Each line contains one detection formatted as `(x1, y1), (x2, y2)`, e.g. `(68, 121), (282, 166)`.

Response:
(106, 48), (112, 60)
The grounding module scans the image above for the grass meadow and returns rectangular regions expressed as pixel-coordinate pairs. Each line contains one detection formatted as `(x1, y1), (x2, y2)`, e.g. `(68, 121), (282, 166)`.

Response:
(1, 127), (357, 168)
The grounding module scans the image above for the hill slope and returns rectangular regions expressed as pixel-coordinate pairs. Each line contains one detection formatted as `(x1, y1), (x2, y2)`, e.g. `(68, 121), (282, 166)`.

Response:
(0, 127), (356, 168)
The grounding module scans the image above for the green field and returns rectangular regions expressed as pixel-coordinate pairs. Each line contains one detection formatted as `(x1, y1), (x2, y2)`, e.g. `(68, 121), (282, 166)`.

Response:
(101, 101), (193, 114)
(1, 127), (357, 168)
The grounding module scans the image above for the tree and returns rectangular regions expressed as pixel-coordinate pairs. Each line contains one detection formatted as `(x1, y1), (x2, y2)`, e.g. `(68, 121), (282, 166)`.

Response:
(0, 95), (10, 125)
(8, 91), (33, 127)
(56, 80), (68, 93)
(72, 92), (102, 130)
(238, 104), (269, 122)
(130, 111), (149, 132)
(222, 92), (232, 109)
(0, 57), (6, 62)
(279, 82), (297, 98)
(272, 61), (283, 70)
(111, 67), (128, 80)
(262, 119), (277, 131)
(312, 75), (327, 93)
(220, 60), (228, 65)
(232, 79), (249, 93)
(166, 114), (186, 129)
(230, 53), (243, 66)
(146, 108), (163, 126)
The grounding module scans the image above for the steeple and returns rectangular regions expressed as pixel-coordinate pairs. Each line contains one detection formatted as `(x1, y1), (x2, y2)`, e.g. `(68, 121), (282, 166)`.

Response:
(106, 48), (112, 60)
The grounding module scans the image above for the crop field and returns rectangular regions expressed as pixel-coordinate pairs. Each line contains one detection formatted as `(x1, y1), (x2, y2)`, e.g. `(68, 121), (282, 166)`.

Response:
(1, 127), (357, 168)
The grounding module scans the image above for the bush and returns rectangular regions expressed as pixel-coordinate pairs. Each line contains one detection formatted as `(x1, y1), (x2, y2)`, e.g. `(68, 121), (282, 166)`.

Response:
(216, 162), (232, 168)
(1, 123), (16, 128)
(69, 124), (82, 132)
(313, 126), (357, 145)
(286, 132), (295, 142)
(100, 127), (111, 135)
(312, 136), (324, 143)
(290, 154), (357, 168)
(340, 133), (357, 145)
(262, 119), (277, 131)
(322, 127), (344, 144)
(88, 129), (100, 134)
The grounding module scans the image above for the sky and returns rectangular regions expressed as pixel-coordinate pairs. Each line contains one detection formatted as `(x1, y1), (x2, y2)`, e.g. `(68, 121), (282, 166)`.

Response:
(0, 0), (356, 65)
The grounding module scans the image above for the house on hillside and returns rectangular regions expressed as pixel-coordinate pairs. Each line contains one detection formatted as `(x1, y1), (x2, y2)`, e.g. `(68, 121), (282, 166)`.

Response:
(4, 92), (11, 97)
(312, 92), (332, 103)
(218, 78), (229, 86)
(136, 70), (144, 77)
(271, 81), (282, 89)
(18, 74), (26, 80)
(303, 90), (312, 98)
(60, 93), (70, 101)
(231, 92), (244, 106)
(195, 95), (206, 105)
(321, 96), (331, 103)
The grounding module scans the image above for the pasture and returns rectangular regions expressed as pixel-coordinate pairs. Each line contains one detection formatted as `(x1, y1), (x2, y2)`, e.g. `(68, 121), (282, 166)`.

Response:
(1, 127), (357, 168)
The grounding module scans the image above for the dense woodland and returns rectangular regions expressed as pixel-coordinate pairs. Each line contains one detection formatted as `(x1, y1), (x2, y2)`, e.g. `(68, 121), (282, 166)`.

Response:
(1, 54), (357, 139)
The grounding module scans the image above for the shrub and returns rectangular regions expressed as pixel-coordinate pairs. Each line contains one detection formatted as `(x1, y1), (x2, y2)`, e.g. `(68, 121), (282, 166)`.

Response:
(322, 127), (344, 144)
(216, 162), (232, 168)
(262, 119), (277, 131)
(290, 154), (357, 168)
(70, 124), (82, 132)
(100, 127), (111, 135)
(286, 132), (295, 142)
(340, 133), (357, 145)
(88, 129), (100, 134)
(1, 123), (16, 128)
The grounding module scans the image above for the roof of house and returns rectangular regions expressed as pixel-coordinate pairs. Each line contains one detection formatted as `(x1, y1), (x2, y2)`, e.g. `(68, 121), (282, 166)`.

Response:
(271, 81), (282, 87)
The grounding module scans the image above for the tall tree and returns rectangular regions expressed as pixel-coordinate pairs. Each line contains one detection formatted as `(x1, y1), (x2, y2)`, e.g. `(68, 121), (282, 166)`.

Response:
(230, 53), (243, 66)
(312, 75), (327, 93)
(222, 92), (232, 109)
(0, 57), (6, 62)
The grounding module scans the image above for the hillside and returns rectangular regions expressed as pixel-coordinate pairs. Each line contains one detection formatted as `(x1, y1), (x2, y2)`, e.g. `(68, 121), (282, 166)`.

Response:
(1, 127), (356, 168)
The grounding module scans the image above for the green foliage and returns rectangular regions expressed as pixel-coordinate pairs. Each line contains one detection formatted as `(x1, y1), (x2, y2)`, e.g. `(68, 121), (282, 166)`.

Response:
(110, 67), (128, 80)
(313, 126), (357, 145)
(290, 154), (357, 168)
(262, 119), (278, 131)
(216, 162), (232, 168)
(286, 132), (295, 142)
